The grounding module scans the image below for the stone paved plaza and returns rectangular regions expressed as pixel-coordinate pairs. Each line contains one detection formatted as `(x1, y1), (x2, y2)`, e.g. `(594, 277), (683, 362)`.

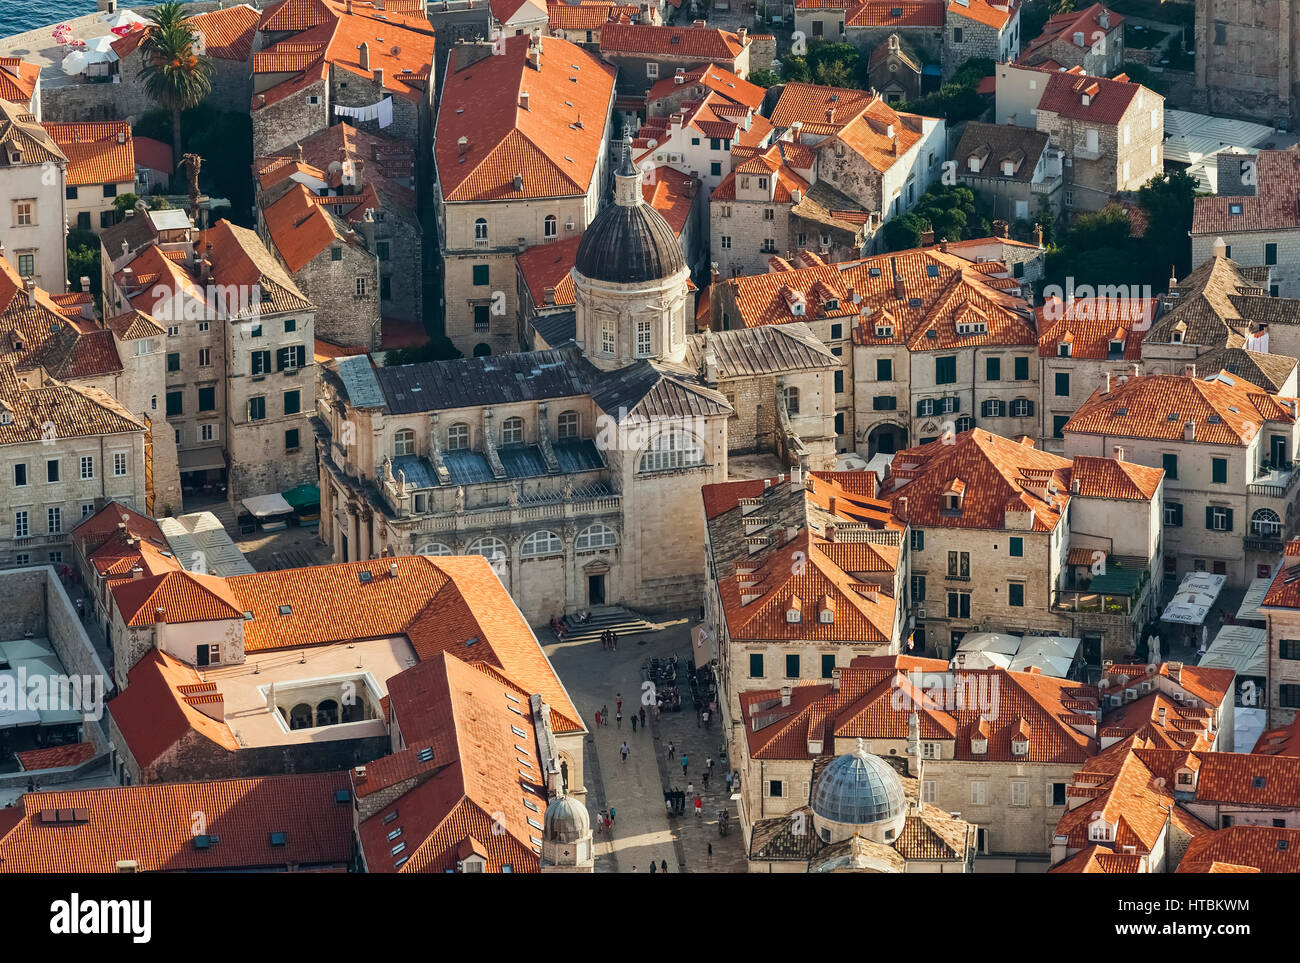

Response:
(545, 614), (749, 873)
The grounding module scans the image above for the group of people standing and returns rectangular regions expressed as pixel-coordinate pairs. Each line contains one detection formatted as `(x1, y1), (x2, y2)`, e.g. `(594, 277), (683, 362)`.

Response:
(600, 628), (618, 651)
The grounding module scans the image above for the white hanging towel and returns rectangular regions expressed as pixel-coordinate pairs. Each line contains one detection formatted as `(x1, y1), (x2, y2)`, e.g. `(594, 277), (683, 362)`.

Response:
(377, 96), (393, 128)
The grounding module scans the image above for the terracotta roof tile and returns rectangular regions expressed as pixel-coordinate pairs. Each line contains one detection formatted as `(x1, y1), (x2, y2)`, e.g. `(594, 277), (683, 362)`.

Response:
(436, 36), (615, 203)
(1064, 371), (1294, 447)
(517, 236), (581, 309)
(769, 82), (876, 131)
(0, 58), (40, 104)
(72, 500), (164, 554)
(599, 22), (747, 59)
(0, 770), (353, 872)
(43, 121), (135, 186)
(190, 3), (261, 60)
(1036, 298), (1152, 359)
(15, 742), (96, 772)
(1036, 69), (1145, 126)
(1192, 149), (1300, 236)
(0, 361), (142, 445)
(646, 63), (765, 111)
(262, 182), (348, 273)
(1069, 455), (1163, 500)
(1178, 826), (1300, 873)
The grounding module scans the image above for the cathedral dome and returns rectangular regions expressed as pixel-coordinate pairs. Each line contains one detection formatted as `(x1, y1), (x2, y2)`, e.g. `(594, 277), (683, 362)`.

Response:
(573, 141), (687, 284)
(811, 739), (906, 826)
(544, 794), (590, 843)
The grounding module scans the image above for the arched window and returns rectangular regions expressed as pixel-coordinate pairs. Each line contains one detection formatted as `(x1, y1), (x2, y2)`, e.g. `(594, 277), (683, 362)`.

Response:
(289, 703), (314, 730)
(447, 423), (469, 450)
(557, 410), (580, 439)
(316, 699), (339, 726)
(417, 542), (453, 556)
(502, 416), (524, 445)
(473, 343), (492, 357)
(521, 530), (563, 558)
(474, 218), (488, 241)
(468, 535), (508, 560)
(1251, 508), (1282, 536)
(394, 428), (415, 456)
(575, 523), (617, 550)
(544, 214), (558, 238)
(781, 385), (799, 414)
(639, 430), (705, 472)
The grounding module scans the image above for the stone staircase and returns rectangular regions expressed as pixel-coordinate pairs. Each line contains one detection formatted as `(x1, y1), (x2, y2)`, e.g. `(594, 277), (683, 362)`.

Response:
(555, 606), (657, 645)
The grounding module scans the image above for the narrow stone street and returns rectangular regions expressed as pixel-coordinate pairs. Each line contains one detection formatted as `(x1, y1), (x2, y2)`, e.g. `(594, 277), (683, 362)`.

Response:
(545, 614), (748, 873)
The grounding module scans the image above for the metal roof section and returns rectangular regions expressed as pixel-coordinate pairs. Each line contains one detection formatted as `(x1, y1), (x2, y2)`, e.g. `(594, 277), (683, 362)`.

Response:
(589, 359), (732, 422)
(531, 310), (578, 349)
(1163, 110), (1274, 192)
(159, 512), (257, 577)
(685, 323), (840, 379)
(376, 347), (592, 414)
(1199, 624), (1267, 678)
(334, 353), (386, 409)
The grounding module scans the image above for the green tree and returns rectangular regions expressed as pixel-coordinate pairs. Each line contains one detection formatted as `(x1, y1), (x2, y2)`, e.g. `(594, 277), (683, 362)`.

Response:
(780, 55), (812, 84)
(139, 3), (215, 162)
(112, 193), (141, 220)
(883, 213), (928, 251)
(748, 69), (780, 88)
(66, 228), (102, 298)
(1137, 169), (1198, 285)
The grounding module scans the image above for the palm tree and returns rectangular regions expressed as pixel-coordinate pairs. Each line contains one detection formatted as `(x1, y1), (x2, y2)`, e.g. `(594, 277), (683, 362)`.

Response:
(139, 5), (215, 163)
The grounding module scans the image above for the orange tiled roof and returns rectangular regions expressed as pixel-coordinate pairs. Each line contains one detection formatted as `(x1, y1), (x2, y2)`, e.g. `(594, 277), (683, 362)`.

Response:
(88, 527), (182, 580)
(72, 500), (164, 553)
(1069, 455), (1163, 500)
(0, 770), (353, 872)
(642, 165), (698, 236)
(1192, 149), (1300, 236)
(824, 98), (923, 173)
(1064, 371), (1296, 447)
(1178, 826), (1300, 873)
(0, 58), (40, 104)
(42, 121), (135, 186)
(884, 429), (1072, 531)
(598, 22), (747, 59)
(710, 142), (809, 203)
(262, 182), (348, 273)
(1021, 3), (1122, 62)
(947, 0), (1017, 29)
(1036, 69), (1145, 126)
(1254, 715), (1300, 757)
(517, 235), (580, 309)
(0, 361), (142, 444)
(546, 0), (640, 30)
(646, 63), (765, 111)
(111, 569), (245, 626)
(191, 3), (261, 60)
(769, 81), (876, 131)
(15, 742), (95, 772)
(1036, 298), (1154, 359)
(436, 35), (615, 203)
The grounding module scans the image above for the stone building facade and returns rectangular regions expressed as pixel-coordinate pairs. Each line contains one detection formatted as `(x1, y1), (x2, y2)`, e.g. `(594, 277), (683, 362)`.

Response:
(0, 102), (67, 294)
(1192, 0), (1300, 128)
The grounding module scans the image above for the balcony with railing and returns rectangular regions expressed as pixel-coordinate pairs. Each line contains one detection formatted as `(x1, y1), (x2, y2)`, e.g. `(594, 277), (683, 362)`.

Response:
(1247, 460), (1297, 498)
(1052, 562), (1151, 616)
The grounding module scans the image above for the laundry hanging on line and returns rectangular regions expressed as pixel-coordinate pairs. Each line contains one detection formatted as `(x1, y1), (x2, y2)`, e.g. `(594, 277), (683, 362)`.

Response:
(334, 95), (394, 128)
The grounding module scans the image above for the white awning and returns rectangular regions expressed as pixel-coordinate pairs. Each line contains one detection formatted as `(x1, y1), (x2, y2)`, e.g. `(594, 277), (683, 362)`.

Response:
(1236, 578), (1271, 623)
(242, 493), (293, 518)
(178, 445), (226, 473)
(1161, 572), (1226, 625)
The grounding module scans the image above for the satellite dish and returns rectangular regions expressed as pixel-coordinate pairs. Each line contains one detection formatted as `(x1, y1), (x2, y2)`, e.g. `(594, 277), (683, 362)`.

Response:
(391, 45), (401, 56)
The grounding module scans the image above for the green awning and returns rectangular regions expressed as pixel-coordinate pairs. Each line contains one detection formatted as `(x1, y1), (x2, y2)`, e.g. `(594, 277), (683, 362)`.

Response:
(1089, 569), (1142, 596)
(281, 484), (320, 511)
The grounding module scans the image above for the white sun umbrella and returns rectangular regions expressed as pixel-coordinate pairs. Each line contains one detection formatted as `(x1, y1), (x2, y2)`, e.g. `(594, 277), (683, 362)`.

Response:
(101, 8), (149, 28)
(61, 50), (90, 75)
(83, 35), (119, 55)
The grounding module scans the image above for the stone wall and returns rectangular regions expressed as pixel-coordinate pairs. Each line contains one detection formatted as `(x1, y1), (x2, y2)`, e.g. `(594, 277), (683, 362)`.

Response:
(1194, 0), (1297, 126)
(252, 77), (330, 156)
(293, 242), (382, 349)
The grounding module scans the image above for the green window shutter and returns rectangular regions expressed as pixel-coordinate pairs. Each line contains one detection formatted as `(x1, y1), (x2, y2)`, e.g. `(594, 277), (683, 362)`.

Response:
(749, 653), (763, 678)
(1009, 537), (1023, 557)
(986, 357), (1000, 380)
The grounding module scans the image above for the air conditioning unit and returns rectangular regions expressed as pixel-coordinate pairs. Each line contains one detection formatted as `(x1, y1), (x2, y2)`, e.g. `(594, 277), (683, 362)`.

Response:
(916, 607), (927, 619)
(565, 220), (575, 231)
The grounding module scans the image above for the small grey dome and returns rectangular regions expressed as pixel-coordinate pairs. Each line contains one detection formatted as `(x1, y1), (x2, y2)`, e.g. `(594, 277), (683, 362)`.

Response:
(573, 137), (687, 284)
(544, 794), (590, 842)
(811, 739), (906, 826)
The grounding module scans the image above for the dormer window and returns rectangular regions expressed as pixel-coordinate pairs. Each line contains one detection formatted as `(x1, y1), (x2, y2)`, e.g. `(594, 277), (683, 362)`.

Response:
(944, 493), (962, 512)
(1011, 737), (1029, 756)
(971, 736), (988, 755)
(1058, 342), (1072, 357)
(1109, 339), (1124, 357)
(1001, 161), (1014, 176)
(968, 156), (980, 173)
(1088, 818), (1112, 842)
(824, 299), (839, 311)
(786, 608), (801, 623)
(1229, 203), (1243, 215)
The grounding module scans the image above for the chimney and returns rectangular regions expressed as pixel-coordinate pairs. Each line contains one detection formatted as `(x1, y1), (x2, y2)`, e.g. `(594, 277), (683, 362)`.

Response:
(831, 668), (841, 692)
(23, 279), (35, 308)
(738, 27), (747, 44)
(257, 93), (265, 108)
(780, 684), (792, 707)
(1183, 421), (1196, 441)
(528, 47), (541, 70)
(519, 90), (530, 110)
(116, 130), (125, 145)
(1100, 10), (1110, 29)
(1167, 661), (1183, 684)
(1185, 363), (1197, 378)
(390, 562), (399, 578)
(154, 606), (165, 623)
(828, 495), (838, 517)
(1212, 236), (1227, 259)
(1157, 705), (1166, 725)
(359, 42), (370, 71)
(790, 464), (803, 491)
(891, 257), (904, 300)
(373, 67), (384, 87)
(994, 218), (1009, 239)
(938, 240), (948, 253)
(1033, 223), (1043, 247)
(920, 228), (935, 246)
(513, 173), (524, 191)
(457, 135), (469, 157)
(826, 523), (836, 542)
(131, 566), (144, 580)
(1113, 445), (1125, 462)
(1102, 372), (1111, 394)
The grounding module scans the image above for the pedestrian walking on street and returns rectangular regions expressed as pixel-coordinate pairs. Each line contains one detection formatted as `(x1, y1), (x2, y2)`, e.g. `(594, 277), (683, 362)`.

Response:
(694, 796), (703, 818)
(639, 707), (646, 728)
(621, 742), (629, 762)
(707, 842), (713, 866)
(630, 715), (638, 733)
(707, 756), (714, 773)
(702, 769), (710, 788)
(687, 781), (693, 797)
(601, 705), (608, 726)
(609, 629), (618, 650)
(631, 865), (637, 873)
(594, 710), (601, 729)
(650, 861), (657, 873)
(660, 859), (667, 873)
(725, 771), (733, 793)
(702, 709), (710, 727)
(616, 694), (623, 713)
(681, 753), (688, 775)
(667, 741), (675, 760)
(616, 711), (623, 728)
(609, 807), (615, 824)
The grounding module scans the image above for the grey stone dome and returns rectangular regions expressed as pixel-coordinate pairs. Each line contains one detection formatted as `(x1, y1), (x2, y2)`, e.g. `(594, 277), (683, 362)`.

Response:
(811, 739), (906, 826)
(573, 142), (687, 284)
(544, 794), (590, 843)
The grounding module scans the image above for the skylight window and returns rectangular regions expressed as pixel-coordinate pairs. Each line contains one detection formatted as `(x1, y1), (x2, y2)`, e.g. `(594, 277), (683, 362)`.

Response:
(869, 267), (882, 277)
(358, 571), (374, 584)
(1254, 776), (1268, 788)
(1116, 407), (1128, 416)
(515, 745), (530, 756)
(926, 264), (939, 277)
(511, 725), (527, 738)
(909, 298), (922, 308)
(388, 828), (403, 841)
(391, 841), (406, 855)
(505, 692), (521, 704)
(243, 611), (255, 621)
(530, 836), (544, 847)
(1229, 203), (1243, 215)
(527, 817), (543, 831)
(278, 604), (292, 616)
(383, 810), (399, 824)
(523, 798), (540, 812)
(465, 636), (479, 647)
(269, 832), (287, 846)
(508, 704), (523, 716)
(394, 856), (409, 868)
(1167, 413), (1179, 422)
(518, 758), (533, 769)
(519, 769), (534, 780)
(417, 746), (434, 762)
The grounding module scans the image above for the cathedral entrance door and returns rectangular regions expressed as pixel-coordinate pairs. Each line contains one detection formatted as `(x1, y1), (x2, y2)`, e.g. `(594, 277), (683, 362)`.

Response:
(588, 574), (606, 606)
